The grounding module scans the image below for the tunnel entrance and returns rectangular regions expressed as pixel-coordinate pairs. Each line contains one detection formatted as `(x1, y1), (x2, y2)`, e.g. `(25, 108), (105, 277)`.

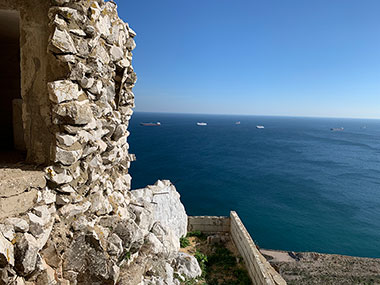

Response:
(0, 10), (25, 163)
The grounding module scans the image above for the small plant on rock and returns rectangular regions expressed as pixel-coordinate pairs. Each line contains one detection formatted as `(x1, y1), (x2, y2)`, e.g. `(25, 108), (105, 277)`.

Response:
(180, 236), (190, 248)
(194, 251), (208, 277)
(187, 230), (206, 240)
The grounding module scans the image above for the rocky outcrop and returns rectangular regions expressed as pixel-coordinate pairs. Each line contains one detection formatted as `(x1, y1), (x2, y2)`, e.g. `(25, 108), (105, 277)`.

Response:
(0, 179), (198, 284)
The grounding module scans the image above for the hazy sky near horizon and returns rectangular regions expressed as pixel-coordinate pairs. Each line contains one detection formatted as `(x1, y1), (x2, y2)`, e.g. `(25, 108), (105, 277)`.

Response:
(116, 0), (380, 118)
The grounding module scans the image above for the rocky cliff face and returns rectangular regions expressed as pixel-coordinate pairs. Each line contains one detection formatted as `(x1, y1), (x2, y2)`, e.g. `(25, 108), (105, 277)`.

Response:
(0, 180), (198, 284)
(0, 0), (200, 284)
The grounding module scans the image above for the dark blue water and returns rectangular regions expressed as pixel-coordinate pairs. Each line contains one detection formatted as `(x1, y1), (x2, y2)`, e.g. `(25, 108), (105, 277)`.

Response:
(129, 112), (380, 258)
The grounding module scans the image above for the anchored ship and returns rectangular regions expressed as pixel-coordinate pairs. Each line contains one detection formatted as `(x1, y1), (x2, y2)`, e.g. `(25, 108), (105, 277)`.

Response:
(140, 122), (161, 126)
(330, 127), (344, 132)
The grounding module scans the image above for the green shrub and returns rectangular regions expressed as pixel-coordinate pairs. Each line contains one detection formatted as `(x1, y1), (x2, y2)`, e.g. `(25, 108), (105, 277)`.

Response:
(208, 245), (236, 270)
(232, 268), (251, 285)
(187, 230), (207, 240)
(180, 236), (190, 248)
(194, 251), (208, 277)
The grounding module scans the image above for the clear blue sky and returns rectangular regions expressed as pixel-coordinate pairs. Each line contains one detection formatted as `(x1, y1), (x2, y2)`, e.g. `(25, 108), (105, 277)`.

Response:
(115, 0), (380, 118)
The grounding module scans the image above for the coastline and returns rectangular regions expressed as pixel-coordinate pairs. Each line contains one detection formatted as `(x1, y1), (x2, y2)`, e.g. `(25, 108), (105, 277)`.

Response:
(261, 248), (380, 284)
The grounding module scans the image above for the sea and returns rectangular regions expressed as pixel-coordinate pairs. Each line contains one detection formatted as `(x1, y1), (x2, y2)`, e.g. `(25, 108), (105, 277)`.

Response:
(128, 112), (380, 258)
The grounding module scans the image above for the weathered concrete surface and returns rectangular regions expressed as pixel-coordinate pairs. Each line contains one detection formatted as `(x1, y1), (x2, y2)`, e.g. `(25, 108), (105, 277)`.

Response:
(0, 167), (44, 219)
(0, 167), (45, 197)
(0, 189), (38, 219)
(12, 99), (26, 151)
(0, 0), (55, 164)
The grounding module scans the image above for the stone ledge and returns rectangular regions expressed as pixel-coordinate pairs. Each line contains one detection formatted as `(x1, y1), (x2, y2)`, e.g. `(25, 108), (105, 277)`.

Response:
(0, 166), (45, 198)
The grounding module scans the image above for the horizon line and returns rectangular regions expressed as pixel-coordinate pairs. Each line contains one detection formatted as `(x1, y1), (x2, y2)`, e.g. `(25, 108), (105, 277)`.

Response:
(133, 110), (380, 120)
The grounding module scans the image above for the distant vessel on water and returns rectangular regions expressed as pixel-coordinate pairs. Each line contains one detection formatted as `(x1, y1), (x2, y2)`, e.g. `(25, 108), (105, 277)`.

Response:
(256, 125), (264, 129)
(140, 122), (161, 126)
(235, 121), (241, 125)
(197, 122), (207, 126)
(330, 127), (344, 131)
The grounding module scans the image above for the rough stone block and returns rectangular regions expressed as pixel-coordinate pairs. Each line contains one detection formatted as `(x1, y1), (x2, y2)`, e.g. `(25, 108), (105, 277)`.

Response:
(0, 189), (38, 219)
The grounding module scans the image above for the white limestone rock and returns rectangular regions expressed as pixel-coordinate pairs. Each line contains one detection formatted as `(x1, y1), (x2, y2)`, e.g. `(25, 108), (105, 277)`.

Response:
(0, 232), (14, 266)
(37, 188), (56, 205)
(107, 234), (123, 257)
(56, 195), (71, 206)
(5, 218), (29, 233)
(51, 28), (77, 54)
(151, 222), (179, 259)
(15, 233), (39, 275)
(56, 133), (78, 147)
(110, 45), (124, 62)
(54, 147), (83, 166)
(126, 38), (136, 51)
(88, 80), (103, 95)
(132, 180), (187, 240)
(33, 205), (51, 223)
(52, 100), (94, 125)
(173, 252), (202, 280)
(130, 203), (154, 232)
(145, 233), (164, 255)
(28, 213), (45, 236)
(0, 224), (15, 242)
(57, 185), (76, 194)
(48, 81), (80, 104)
(45, 167), (73, 185)
(96, 15), (112, 37)
(59, 201), (91, 218)
(72, 216), (93, 232)
(80, 77), (95, 89)
(70, 29), (86, 37)
(90, 192), (112, 216)
(129, 27), (136, 38)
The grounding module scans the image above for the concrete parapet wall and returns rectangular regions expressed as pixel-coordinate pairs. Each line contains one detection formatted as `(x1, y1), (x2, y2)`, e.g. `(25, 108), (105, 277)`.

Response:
(230, 211), (286, 285)
(188, 213), (287, 285)
(188, 215), (230, 234)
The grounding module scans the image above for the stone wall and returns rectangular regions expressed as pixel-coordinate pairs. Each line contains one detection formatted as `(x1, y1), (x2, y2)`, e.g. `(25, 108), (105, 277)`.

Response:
(44, 0), (136, 201)
(188, 216), (230, 234)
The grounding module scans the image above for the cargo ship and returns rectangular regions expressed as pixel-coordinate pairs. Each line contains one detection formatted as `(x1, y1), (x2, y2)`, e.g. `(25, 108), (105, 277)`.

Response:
(140, 122), (161, 126)
(330, 127), (344, 131)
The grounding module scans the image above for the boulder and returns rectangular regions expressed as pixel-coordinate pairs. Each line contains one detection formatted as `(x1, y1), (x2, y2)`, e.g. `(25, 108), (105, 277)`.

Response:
(173, 252), (202, 280)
